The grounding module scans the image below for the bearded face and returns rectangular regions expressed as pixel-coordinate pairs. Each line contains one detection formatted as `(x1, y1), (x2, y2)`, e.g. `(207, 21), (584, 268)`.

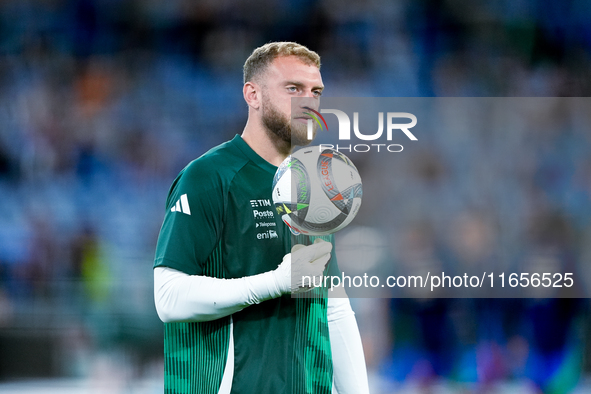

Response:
(261, 92), (315, 147)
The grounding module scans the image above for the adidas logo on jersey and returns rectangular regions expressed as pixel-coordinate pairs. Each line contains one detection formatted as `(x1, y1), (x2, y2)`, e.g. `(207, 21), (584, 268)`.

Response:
(171, 194), (191, 215)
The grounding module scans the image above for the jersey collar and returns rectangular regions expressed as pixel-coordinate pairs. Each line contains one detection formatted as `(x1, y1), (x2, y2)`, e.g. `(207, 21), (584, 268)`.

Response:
(232, 134), (278, 175)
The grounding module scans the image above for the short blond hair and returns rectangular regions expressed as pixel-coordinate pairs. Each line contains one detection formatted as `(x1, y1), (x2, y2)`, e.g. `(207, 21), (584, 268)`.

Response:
(243, 42), (321, 84)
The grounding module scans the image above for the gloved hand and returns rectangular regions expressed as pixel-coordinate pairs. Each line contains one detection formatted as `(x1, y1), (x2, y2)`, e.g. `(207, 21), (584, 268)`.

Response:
(273, 239), (332, 294)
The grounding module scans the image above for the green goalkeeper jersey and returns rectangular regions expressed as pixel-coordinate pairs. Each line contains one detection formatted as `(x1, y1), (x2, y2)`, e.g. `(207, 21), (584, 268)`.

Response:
(154, 135), (337, 394)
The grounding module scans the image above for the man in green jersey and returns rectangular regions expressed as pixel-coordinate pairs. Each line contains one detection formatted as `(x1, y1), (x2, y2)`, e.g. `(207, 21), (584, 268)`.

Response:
(154, 42), (369, 394)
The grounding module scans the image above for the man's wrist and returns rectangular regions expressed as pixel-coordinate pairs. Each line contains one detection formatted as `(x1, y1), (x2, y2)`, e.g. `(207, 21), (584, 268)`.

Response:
(245, 268), (288, 303)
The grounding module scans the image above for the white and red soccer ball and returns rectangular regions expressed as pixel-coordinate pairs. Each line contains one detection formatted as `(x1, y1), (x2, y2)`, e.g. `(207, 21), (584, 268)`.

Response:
(272, 147), (362, 236)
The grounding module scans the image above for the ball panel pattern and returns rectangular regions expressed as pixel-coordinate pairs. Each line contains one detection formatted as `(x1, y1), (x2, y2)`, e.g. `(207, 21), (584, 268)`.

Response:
(272, 147), (362, 236)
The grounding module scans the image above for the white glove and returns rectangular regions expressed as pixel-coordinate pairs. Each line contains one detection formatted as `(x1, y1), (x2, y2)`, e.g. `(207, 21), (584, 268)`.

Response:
(273, 239), (332, 294)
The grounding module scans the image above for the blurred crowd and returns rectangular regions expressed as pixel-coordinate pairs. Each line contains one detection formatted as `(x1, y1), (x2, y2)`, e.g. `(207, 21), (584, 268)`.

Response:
(0, 0), (590, 392)
(338, 97), (591, 393)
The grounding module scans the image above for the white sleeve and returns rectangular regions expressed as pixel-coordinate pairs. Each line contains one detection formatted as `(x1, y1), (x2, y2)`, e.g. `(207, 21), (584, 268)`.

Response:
(154, 266), (283, 323)
(327, 296), (370, 394)
(154, 240), (333, 323)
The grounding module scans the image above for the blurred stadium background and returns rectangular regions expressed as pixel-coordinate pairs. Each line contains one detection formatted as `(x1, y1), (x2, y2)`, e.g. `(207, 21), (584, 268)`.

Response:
(0, 0), (590, 393)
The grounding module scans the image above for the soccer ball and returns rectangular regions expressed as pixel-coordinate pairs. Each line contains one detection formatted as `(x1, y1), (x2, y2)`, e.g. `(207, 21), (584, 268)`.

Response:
(272, 146), (362, 236)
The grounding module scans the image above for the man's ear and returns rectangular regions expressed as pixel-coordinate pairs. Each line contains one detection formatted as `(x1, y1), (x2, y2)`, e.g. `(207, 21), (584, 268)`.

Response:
(243, 81), (261, 110)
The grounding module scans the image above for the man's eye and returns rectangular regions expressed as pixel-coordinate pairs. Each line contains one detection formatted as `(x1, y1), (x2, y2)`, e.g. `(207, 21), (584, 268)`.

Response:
(313, 90), (322, 97)
(287, 86), (298, 92)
